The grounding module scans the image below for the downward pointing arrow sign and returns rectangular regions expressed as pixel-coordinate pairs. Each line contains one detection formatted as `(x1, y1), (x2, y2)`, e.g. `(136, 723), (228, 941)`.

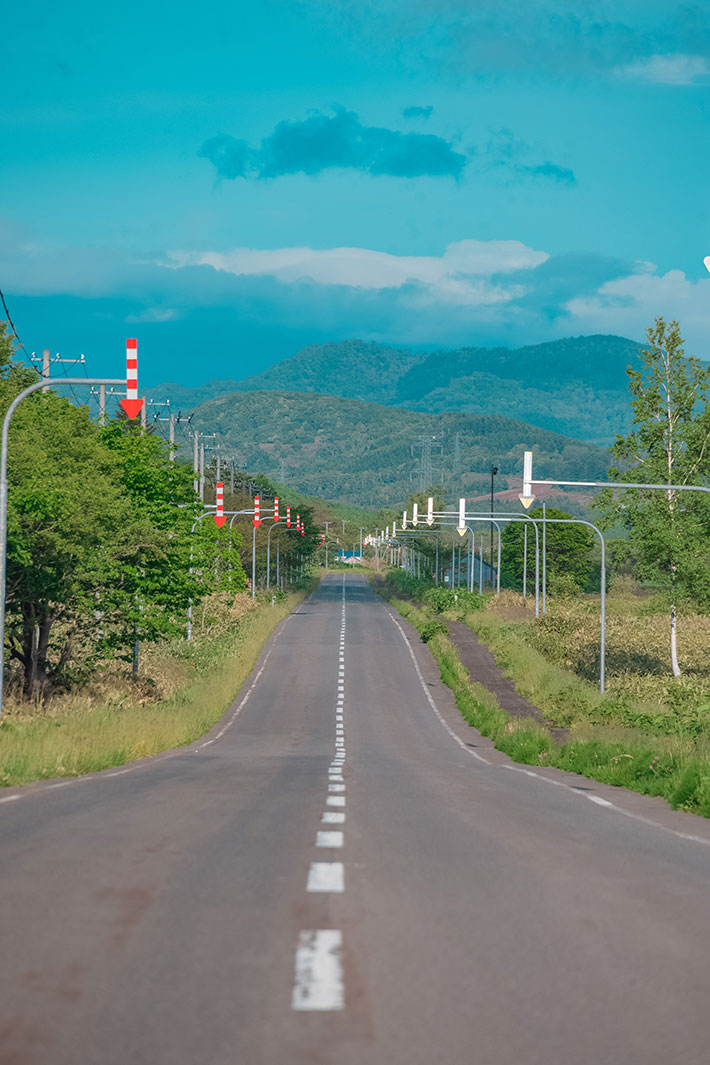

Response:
(213, 515), (227, 528)
(120, 397), (145, 419)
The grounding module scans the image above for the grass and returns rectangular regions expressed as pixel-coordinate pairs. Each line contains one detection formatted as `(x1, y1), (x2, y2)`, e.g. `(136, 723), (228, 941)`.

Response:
(0, 584), (314, 787)
(388, 588), (710, 818)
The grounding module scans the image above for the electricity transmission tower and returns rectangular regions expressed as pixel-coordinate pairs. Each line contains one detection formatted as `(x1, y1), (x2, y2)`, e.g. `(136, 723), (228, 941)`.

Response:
(411, 435), (443, 492)
(452, 431), (462, 482)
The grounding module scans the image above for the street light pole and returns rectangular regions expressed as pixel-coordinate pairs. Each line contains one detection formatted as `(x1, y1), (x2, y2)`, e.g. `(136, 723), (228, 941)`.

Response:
(490, 464), (498, 587)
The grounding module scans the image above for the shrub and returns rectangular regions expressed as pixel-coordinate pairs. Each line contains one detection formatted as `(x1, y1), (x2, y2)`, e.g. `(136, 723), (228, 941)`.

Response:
(420, 618), (449, 643)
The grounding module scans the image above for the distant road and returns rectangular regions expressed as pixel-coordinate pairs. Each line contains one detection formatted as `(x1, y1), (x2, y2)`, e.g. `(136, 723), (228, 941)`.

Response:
(2, 573), (710, 1064)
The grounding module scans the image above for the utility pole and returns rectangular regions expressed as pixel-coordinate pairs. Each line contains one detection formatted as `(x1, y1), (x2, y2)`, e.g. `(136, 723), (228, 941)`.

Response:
(148, 400), (174, 460)
(31, 351), (86, 394)
(89, 384), (124, 426)
(193, 429), (199, 494)
(452, 431), (461, 487)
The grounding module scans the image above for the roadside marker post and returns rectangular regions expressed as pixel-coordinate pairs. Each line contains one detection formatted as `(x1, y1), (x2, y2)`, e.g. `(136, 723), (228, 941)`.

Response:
(213, 482), (227, 527)
(458, 497), (466, 537)
(119, 339), (145, 421)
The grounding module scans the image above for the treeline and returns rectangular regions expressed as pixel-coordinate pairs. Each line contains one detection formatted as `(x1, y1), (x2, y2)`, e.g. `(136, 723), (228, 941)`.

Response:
(0, 326), (317, 697)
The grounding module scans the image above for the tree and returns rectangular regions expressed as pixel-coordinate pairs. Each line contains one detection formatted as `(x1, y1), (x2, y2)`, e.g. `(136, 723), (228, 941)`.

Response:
(500, 506), (594, 591)
(597, 318), (710, 676)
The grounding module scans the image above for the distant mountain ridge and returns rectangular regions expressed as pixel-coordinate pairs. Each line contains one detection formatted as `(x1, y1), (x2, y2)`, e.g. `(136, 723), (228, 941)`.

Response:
(146, 334), (642, 444)
(185, 389), (608, 508)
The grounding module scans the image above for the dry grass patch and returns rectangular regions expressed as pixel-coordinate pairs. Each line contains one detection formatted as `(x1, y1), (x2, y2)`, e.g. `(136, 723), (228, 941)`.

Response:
(0, 586), (313, 787)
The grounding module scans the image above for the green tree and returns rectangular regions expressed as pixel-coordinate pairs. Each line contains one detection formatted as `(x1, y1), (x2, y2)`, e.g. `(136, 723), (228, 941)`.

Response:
(500, 506), (594, 591)
(597, 318), (710, 676)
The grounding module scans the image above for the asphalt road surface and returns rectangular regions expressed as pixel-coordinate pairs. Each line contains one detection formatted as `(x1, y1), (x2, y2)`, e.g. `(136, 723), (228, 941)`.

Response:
(2, 572), (710, 1065)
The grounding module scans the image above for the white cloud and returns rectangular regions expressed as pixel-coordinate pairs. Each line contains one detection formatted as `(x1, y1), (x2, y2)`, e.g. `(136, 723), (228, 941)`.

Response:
(616, 53), (710, 86)
(566, 266), (710, 355)
(168, 239), (548, 307)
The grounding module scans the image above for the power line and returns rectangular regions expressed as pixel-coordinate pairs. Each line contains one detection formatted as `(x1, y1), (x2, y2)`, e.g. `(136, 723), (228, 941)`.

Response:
(0, 288), (37, 371)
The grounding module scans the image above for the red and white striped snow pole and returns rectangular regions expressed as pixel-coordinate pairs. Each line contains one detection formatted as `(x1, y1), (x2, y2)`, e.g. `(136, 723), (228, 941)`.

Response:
(120, 338), (145, 420)
(253, 495), (262, 528)
(273, 496), (279, 522)
(296, 513), (301, 533)
(214, 481), (226, 527)
(286, 505), (291, 528)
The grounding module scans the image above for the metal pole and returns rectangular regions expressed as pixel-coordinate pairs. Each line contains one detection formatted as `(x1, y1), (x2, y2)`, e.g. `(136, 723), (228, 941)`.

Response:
(542, 501), (547, 614)
(496, 524), (501, 598)
(523, 524), (528, 601)
(200, 443), (205, 501)
(469, 530), (474, 592)
(276, 542), (280, 589)
(41, 349), (50, 393)
(193, 432), (199, 494)
(99, 383), (106, 426)
(266, 523), (273, 589)
(451, 536), (455, 586)
(252, 523), (257, 599)
(230, 459), (235, 495)
(169, 412), (175, 462)
(140, 402), (147, 431)
(435, 533), (439, 585)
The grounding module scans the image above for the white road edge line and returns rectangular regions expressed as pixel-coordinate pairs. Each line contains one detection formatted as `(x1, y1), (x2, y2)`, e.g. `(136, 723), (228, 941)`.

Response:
(386, 609), (710, 850)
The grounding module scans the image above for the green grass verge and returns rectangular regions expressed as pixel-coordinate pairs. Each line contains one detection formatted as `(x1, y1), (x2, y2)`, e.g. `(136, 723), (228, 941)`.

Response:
(391, 596), (710, 819)
(0, 584), (314, 787)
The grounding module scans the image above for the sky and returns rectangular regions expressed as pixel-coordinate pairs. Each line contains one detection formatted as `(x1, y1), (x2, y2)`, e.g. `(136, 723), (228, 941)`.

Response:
(2, 0), (710, 385)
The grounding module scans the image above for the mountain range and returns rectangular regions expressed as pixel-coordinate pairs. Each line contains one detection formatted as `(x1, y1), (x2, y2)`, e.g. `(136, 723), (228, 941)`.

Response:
(147, 334), (643, 445)
(182, 390), (609, 509)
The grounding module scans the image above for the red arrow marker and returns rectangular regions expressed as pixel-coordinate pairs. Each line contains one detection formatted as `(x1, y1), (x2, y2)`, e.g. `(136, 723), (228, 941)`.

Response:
(214, 481), (226, 527)
(119, 338), (145, 420)
(273, 496), (279, 522)
(286, 506), (291, 528)
(252, 495), (262, 528)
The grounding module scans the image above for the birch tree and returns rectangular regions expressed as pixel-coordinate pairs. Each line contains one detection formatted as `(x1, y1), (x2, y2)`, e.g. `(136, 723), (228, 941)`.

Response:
(598, 318), (710, 676)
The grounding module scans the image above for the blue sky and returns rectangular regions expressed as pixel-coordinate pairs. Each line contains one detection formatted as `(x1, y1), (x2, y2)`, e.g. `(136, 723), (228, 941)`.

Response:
(2, 0), (710, 385)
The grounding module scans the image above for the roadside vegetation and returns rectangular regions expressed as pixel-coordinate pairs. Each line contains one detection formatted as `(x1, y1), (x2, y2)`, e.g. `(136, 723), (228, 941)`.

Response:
(0, 583), (313, 787)
(0, 323), (323, 784)
(374, 318), (710, 816)
(381, 575), (710, 817)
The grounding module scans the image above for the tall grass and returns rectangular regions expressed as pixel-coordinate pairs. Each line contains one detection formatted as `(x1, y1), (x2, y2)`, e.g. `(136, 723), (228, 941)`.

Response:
(0, 586), (313, 787)
(392, 596), (710, 818)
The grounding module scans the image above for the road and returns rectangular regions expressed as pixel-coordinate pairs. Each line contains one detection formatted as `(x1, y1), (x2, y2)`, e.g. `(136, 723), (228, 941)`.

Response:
(2, 572), (710, 1064)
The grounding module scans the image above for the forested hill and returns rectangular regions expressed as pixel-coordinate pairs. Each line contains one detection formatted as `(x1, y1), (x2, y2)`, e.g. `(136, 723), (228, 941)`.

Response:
(186, 389), (609, 508)
(147, 334), (643, 445)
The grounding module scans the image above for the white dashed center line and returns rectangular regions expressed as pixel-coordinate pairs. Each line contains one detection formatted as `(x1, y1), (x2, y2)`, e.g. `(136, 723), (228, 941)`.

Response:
(307, 861), (345, 892)
(293, 575), (349, 1010)
(292, 931), (344, 1011)
(316, 830), (344, 848)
